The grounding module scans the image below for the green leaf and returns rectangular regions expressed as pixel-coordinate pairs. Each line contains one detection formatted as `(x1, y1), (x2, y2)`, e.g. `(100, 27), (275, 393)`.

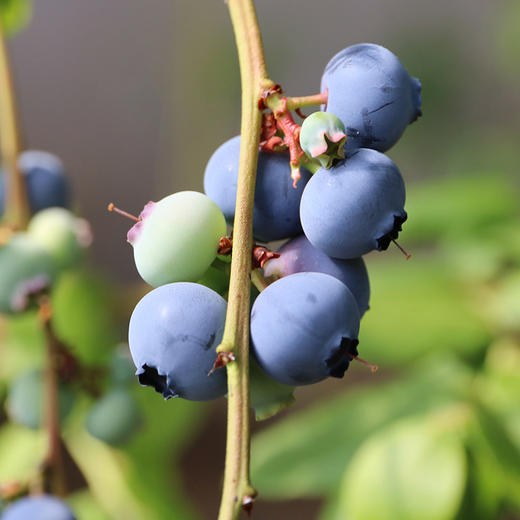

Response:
(251, 360), (471, 498)
(339, 417), (467, 520)
(0, 423), (46, 482)
(67, 491), (111, 520)
(0, 0), (32, 36)
(403, 174), (518, 244)
(51, 270), (118, 365)
(250, 360), (295, 421)
(487, 271), (520, 333)
(360, 255), (491, 366)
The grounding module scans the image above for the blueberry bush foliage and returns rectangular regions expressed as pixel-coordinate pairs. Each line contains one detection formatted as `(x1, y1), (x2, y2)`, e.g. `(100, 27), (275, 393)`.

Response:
(0, 1), (519, 519)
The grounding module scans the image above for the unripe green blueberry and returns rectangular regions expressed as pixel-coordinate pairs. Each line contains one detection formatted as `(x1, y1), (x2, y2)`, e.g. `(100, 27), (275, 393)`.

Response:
(6, 369), (75, 430)
(128, 191), (227, 287)
(0, 233), (55, 314)
(27, 208), (92, 271)
(300, 112), (347, 168)
(85, 389), (142, 445)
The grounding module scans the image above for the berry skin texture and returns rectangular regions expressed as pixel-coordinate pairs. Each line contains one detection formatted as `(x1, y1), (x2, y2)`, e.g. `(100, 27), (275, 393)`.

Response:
(1, 495), (76, 520)
(86, 389), (142, 445)
(27, 208), (92, 271)
(251, 272), (360, 386)
(204, 135), (311, 242)
(128, 282), (227, 401)
(129, 191), (227, 287)
(0, 234), (55, 314)
(321, 43), (422, 153)
(300, 148), (407, 259)
(0, 150), (69, 216)
(263, 235), (370, 317)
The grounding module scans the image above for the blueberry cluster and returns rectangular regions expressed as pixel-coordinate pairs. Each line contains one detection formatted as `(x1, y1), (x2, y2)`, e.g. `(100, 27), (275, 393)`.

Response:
(126, 43), (420, 402)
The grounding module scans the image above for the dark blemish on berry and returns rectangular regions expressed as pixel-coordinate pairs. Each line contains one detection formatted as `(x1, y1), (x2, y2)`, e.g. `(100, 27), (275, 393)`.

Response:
(376, 213), (408, 251)
(205, 333), (216, 351)
(306, 293), (317, 304)
(325, 337), (359, 378)
(368, 100), (396, 115)
(138, 364), (177, 399)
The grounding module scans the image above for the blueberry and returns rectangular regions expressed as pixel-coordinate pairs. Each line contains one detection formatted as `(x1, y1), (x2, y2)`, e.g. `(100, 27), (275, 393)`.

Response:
(204, 135), (312, 242)
(128, 192), (227, 287)
(27, 208), (92, 271)
(0, 150), (69, 216)
(0, 233), (55, 314)
(263, 235), (370, 316)
(321, 43), (422, 153)
(1, 495), (76, 520)
(300, 148), (407, 259)
(6, 369), (75, 430)
(128, 282), (227, 401)
(251, 272), (360, 386)
(86, 389), (142, 445)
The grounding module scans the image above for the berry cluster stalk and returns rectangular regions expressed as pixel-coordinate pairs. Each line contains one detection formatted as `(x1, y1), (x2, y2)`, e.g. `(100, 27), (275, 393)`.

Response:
(216, 0), (274, 518)
(0, 16), (29, 229)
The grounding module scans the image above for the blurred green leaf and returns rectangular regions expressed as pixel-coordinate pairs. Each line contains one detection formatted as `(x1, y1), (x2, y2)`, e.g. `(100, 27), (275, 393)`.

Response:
(67, 491), (111, 520)
(251, 360), (471, 498)
(360, 255), (491, 366)
(0, 311), (45, 380)
(339, 416), (466, 520)
(0, 423), (46, 482)
(0, 0), (31, 36)
(250, 360), (295, 421)
(487, 272), (520, 333)
(51, 270), (118, 365)
(403, 174), (518, 244)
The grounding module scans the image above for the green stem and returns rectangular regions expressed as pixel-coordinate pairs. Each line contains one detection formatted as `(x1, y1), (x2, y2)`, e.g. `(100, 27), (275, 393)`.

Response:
(0, 16), (28, 229)
(216, 1), (273, 518)
(251, 269), (269, 292)
(286, 91), (328, 110)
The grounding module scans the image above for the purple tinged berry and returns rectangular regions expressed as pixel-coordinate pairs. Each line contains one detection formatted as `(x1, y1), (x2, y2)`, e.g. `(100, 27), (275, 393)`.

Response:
(263, 235), (370, 316)
(1, 495), (76, 520)
(204, 135), (312, 242)
(128, 282), (227, 401)
(300, 148), (407, 259)
(321, 43), (422, 153)
(251, 272), (360, 386)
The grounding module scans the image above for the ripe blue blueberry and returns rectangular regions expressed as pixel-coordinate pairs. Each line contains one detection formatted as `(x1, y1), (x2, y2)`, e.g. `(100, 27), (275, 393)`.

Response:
(0, 233), (55, 314)
(128, 282), (227, 401)
(0, 150), (69, 216)
(263, 235), (370, 316)
(1, 495), (76, 520)
(321, 43), (422, 153)
(251, 272), (360, 386)
(127, 191), (227, 287)
(300, 148), (407, 259)
(204, 135), (312, 242)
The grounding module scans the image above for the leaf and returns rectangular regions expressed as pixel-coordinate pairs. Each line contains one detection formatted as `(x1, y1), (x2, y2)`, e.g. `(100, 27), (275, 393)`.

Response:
(67, 491), (111, 520)
(403, 174), (518, 244)
(360, 255), (491, 366)
(487, 271), (520, 333)
(0, 423), (46, 482)
(251, 359), (471, 498)
(339, 417), (467, 520)
(0, 0), (32, 36)
(250, 360), (295, 421)
(51, 270), (118, 365)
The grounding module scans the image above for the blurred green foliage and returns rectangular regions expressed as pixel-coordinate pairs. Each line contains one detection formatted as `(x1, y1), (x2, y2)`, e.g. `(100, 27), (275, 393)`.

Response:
(0, 0), (31, 36)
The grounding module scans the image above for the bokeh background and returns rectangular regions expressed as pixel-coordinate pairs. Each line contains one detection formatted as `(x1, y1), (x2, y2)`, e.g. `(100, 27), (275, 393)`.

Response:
(1, 0), (519, 518)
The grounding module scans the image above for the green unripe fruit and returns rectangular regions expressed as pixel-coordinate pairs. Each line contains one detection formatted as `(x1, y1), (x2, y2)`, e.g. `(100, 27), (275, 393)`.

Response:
(27, 208), (92, 271)
(6, 369), (75, 429)
(128, 191), (227, 287)
(85, 389), (142, 445)
(0, 233), (55, 314)
(300, 112), (347, 168)
(109, 346), (136, 386)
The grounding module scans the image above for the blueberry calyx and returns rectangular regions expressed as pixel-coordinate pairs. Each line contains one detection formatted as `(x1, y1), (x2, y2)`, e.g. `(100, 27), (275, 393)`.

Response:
(126, 201), (156, 245)
(137, 364), (178, 399)
(325, 337), (359, 378)
(376, 213), (408, 251)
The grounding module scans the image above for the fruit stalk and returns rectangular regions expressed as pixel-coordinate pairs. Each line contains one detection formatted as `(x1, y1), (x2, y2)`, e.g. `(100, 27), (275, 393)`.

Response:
(217, 0), (274, 518)
(39, 300), (67, 497)
(0, 16), (29, 229)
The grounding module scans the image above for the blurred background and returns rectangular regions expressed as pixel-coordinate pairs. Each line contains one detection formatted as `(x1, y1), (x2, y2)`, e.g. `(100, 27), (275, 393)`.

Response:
(0, 0), (519, 518)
